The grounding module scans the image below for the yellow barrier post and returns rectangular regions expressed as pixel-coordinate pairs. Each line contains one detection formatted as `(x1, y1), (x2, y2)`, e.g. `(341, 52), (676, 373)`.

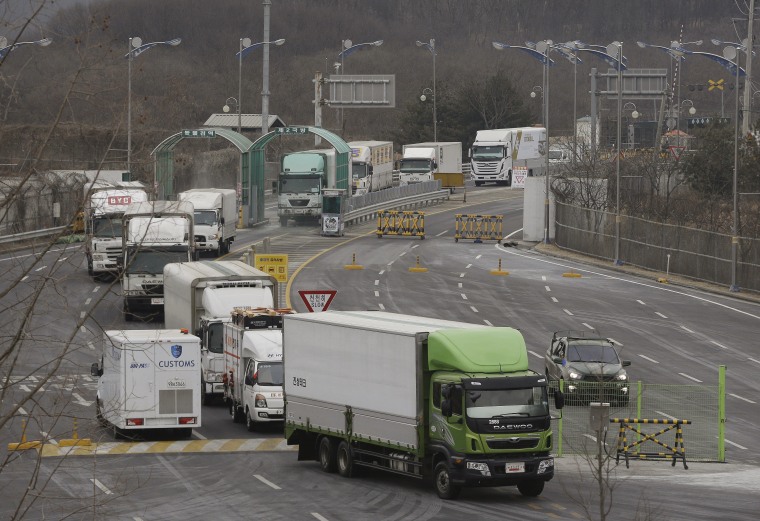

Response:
(7, 419), (42, 451)
(59, 418), (92, 447)
(562, 267), (582, 278)
(490, 258), (510, 276)
(408, 255), (428, 273)
(344, 253), (364, 270)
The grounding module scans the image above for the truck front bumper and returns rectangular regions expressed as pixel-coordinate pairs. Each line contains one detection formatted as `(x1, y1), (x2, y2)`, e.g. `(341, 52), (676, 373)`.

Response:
(254, 407), (284, 422)
(450, 454), (554, 487)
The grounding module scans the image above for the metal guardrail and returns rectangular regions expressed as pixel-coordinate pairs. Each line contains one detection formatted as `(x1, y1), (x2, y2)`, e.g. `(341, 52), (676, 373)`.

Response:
(345, 180), (449, 225)
(0, 226), (68, 246)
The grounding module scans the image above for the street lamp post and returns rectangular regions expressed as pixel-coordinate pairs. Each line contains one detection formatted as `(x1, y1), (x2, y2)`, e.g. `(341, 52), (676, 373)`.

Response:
(416, 39), (437, 142)
(608, 41), (624, 265)
(0, 36), (52, 59)
(125, 36), (181, 175)
(723, 44), (742, 292)
(236, 37), (285, 135)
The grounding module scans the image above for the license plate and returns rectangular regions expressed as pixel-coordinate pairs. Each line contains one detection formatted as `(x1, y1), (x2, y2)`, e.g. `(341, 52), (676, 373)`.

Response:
(151, 298), (164, 305)
(505, 462), (525, 473)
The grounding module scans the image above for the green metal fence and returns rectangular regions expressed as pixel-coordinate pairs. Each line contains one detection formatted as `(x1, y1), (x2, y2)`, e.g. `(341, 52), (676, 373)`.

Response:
(550, 366), (726, 462)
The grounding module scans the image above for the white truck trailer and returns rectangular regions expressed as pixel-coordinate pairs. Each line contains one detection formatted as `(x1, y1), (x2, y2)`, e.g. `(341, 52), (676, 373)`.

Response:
(224, 308), (292, 430)
(398, 142), (462, 186)
(90, 329), (202, 438)
(85, 181), (148, 277)
(177, 188), (237, 256)
(469, 127), (546, 186)
(121, 200), (195, 321)
(347, 141), (394, 195)
(284, 311), (563, 499)
(163, 261), (277, 403)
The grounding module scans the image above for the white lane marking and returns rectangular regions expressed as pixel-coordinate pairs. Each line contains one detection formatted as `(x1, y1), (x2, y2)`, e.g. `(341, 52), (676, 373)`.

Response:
(495, 243), (760, 321)
(461, 293), (468, 300)
(680, 325), (694, 333)
(80, 311), (86, 319)
(466, 263), (472, 269)
(135, 518), (145, 521)
(411, 244), (419, 249)
(483, 320), (493, 326)
(35, 266), (47, 272)
(545, 286), (551, 292)
(374, 291), (380, 297)
(92, 286), (100, 293)
(542, 276), (547, 281)
(470, 306), (478, 313)
(435, 230), (448, 237)
(374, 280), (380, 286)
(378, 303), (385, 310)
(678, 373), (702, 383)
(85, 298), (92, 305)
(72, 393), (92, 406)
(475, 255), (482, 259)
(458, 282), (463, 288)
(550, 297), (559, 303)
(729, 393), (756, 404)
(91, 479), (113, 495)
(459, 273), (465, 278)
(21, 275), (28, 282)
(608, 338), (624, 347)
(655, 410), (679, 421)
(254, 474), (281, 490)
(87, 342), (95, 350)
(749, 357), (760, 364)
(193, 431), (207, 440)
(655, 312), (668, 319)
(399, 251), (407, 257)
(378, 270), (385, 275)
(387, 260), (395, 266)
(563, 309), (574, 316)
(528, 350), (543, 359)
(582, 323), (594, 330)
(638, 354), (659, 364)
(711, 341), (728, 349)
(80, 326), (86, 333)
(311, 514), (330, 521)
(725, 439), (748, 450)
(637, 300), (646, 305)
(19, 385), (31, 392)
(58, 257), (68, 262)
(18, 407), (28, 415)
(582, 434), (608, 446)
(40, 431), (57, 444)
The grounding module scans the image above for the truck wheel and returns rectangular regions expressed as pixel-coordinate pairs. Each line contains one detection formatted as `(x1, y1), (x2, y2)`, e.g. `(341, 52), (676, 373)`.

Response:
(87, 260), (93, 276)
(318, 437), (337, 473)
(246, 410), (257, 432)
(475, 181), (483, 187)
(95, 399), (107, 427)
(229, 400), (242, 423)
(517, 480), (545, 497)
(336, 440), (353, 478)
(434, 461), (461, 500)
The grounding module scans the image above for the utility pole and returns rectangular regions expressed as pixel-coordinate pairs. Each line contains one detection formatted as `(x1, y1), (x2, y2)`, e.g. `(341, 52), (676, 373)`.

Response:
(743, 0), (756, 135)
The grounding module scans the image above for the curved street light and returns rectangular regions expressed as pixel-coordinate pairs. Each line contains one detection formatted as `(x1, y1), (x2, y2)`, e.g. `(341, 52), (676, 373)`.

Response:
(0, 36), (52, 60)
(235, 37), (285, 135)
(416, 39), (437, 141)
(336, 38), (383, 134)
(125, 37), (181, 173)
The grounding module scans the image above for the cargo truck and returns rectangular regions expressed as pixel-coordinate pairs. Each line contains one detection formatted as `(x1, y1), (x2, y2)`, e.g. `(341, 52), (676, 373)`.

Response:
(121, 200), (195, 321)
(163, 261), (277, 404)
(224, 308), (293, 430)
(90, 329), (202, 439)
(284, 311), (564, 499)
(347, 141), (394, 195)
(398, 142), (462, 186)
(177, 188), (237, 256)
(277, 149), (337, 226)
(469, 127), (546, 186)
(84, 181), (148, 278)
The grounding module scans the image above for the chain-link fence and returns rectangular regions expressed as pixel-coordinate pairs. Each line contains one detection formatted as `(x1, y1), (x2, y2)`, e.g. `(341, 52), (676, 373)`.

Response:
(550, 379), (723, 462)
(555, 202), (760, 292)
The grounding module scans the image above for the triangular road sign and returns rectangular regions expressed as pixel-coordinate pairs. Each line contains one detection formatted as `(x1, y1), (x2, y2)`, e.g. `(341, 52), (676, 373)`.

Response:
(669, 146), (686, 160)
(298, 290), (337, 312)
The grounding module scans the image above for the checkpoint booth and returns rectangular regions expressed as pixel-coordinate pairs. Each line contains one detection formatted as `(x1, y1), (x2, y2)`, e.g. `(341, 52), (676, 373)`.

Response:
(321, 188), (347, 237)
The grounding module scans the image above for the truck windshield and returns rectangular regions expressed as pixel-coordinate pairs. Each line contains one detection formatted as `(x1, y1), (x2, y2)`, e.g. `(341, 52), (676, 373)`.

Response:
(399, 159), (431, 172)
(256, 362), (283, 386)
(352, 163), (368, 179)
(279, 175), (322, 194)
(471, 145), (504, 160)
(92, 217), (123, 238)
(206, 322), (224, 354)
(124, 249), (189, 274)
(193, 210), (217, 226)
(465, 387), (549, 419)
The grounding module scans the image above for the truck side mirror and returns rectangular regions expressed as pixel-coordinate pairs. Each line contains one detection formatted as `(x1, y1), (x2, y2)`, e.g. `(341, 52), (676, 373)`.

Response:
(554, 390), (565, 410)
(220, 217), (225, 225)
(91, 362), (102, 377)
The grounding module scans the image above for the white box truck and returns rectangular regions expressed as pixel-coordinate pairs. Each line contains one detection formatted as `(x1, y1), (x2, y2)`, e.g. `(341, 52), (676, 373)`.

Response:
(84, 181), (149, 277)
(347, 141), (394, 195)
(224, 308), (293, 430)
(163, 261), (277, 404)
(469, 127), (546, 186)
(177, 188), (237, 256)
(284, 311), (564, 500)
(121, 200), (195, 321)
(278, 149), (337, 226)
(90, 329), (202, 438)
(398, 142), (462, 186)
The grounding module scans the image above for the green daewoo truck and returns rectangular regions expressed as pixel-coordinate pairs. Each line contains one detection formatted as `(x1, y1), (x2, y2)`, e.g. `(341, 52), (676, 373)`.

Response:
(283, 311), (564, 499)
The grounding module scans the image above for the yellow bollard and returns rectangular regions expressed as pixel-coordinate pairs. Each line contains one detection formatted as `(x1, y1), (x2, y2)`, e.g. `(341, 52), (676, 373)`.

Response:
(7, 419), (42, 451)
(344, 253), (364, 270)
(490, 258), (510, 276)
(59, 417), (92, 447)
(408, 255), (428, 273)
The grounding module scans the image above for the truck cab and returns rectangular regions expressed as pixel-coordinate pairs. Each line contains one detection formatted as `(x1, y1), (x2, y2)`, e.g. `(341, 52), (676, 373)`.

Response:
(398, 148), (436, 186)
(277, 150), (336, 226)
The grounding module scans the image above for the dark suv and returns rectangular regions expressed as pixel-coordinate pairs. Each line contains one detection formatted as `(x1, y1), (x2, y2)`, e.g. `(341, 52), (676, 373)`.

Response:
(544, 331), (631, 406)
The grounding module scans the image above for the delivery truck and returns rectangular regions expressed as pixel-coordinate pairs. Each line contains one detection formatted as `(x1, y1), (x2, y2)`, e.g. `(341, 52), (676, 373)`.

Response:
(284, 310), (564, 500)
(469, 127), (546, 186)
(347, 140), (394, 195)
(163, 261), (277, 404)
(177, 188), (237, 256)
(224, 308), (293, 431)
(90, 329), (202, 439)
(277, 149), (337, 226)
(398, 142), (462, 186)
